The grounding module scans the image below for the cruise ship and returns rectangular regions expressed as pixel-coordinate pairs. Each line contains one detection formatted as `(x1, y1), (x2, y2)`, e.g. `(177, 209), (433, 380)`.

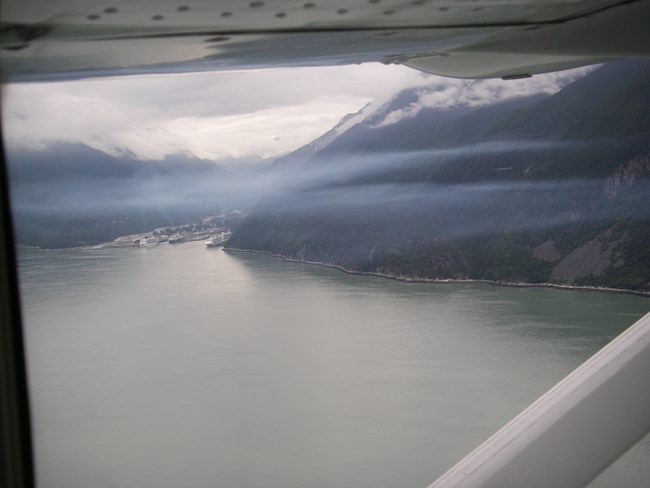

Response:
(205, 232), (232, 249)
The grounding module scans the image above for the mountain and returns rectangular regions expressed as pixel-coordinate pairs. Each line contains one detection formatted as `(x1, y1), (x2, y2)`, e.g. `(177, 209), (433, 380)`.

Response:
(263, 103), (373, 173)
(8, 143), (229, 182)
(7, 143), (234, 248)
(214, 155), (273, 174)
(227, 61), (650, 292)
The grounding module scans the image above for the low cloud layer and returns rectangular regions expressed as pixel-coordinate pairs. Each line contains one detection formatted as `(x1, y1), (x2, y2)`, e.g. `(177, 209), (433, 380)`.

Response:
(374, 66), (595, 127)
(3, 63), (594, 163)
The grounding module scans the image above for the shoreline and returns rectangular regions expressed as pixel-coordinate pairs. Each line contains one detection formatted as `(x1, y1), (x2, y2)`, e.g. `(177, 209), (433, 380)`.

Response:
(18, 233), (215, 252)
(223, 247), (650, 298)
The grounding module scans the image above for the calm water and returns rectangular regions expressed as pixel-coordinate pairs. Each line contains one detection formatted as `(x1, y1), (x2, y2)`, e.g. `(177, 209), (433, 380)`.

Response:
(17, 241), (650, 488)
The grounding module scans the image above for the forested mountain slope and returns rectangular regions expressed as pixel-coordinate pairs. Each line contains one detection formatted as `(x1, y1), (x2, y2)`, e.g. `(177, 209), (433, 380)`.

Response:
(228, 61), (650, 291)
(7, 143), (232, 248)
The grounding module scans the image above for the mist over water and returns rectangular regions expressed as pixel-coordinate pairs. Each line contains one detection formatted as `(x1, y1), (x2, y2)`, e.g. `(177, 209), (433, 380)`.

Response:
(10, 138), (648, 223)
(18, 242), (650, 488)
(2, 140), (576, 199)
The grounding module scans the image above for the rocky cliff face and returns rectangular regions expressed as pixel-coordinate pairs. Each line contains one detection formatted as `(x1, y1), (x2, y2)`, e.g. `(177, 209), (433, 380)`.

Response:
(229, 61), (650, 291)
(604, 153), (650, 199)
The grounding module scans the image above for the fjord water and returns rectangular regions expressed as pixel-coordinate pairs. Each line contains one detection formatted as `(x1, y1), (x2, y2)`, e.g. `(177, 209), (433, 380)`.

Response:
(18, 241), (649, 488)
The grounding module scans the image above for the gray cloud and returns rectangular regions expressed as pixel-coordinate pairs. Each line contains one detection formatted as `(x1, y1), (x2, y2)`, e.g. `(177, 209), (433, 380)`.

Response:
(373, 66), (595, 128)
(3, 63), (596, 163)
(2, 64), (420, 161)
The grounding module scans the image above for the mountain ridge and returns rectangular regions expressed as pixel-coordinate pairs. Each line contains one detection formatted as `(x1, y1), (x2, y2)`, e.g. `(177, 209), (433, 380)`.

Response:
(7, 142), (230, 182)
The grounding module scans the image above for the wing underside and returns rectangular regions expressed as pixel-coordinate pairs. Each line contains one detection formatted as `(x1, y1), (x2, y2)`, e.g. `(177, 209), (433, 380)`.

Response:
(2, 0), (650, 80)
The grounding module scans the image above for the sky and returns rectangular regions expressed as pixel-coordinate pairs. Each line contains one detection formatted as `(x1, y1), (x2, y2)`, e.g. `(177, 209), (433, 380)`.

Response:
(2, 64), (421, 164)
(2, 62), (593, 167)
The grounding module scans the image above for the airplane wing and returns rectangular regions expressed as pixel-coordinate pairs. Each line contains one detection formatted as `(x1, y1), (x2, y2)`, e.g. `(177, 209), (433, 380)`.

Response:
(2, 0), (650, 81)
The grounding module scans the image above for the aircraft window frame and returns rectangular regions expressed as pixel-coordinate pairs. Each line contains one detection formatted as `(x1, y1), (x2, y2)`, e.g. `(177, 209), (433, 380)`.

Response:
(0, 126), (36, 488)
